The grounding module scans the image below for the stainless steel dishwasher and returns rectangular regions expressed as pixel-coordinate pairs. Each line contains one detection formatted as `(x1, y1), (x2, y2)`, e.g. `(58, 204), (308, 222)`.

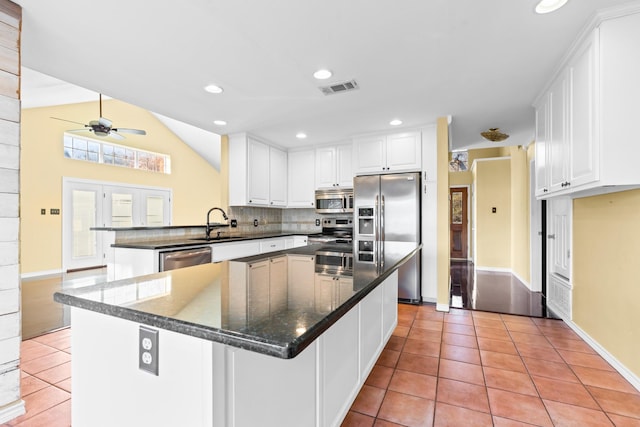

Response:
(159, 246), (212, 271)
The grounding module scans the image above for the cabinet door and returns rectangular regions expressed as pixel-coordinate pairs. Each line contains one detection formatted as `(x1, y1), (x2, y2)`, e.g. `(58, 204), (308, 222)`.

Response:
(247, 259), (270, 323)
(336, 144), (354, 187)
(548, 74), (569, 193)
(269, 147), (287, 206)
(569, 30), (599, 188)
(269, 256), (287, 313)
(315, 146), (337, 188)
(534, 94), (550, 196)
(287, 150), (316, 208)
(337, 277), (354, 306)
(353, 135), (386, 173)
(386, 132), (422, 172)
(247, 138), (270, 205)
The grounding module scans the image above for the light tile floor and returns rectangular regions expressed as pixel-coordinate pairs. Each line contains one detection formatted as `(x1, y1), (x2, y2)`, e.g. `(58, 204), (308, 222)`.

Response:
(4, 306), (640, 426)
(342, 304), (640, 426)
(1, 328), (71, 427)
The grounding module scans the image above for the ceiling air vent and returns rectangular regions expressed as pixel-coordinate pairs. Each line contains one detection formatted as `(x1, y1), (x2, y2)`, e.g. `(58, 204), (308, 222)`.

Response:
(319, 79), (359, 95)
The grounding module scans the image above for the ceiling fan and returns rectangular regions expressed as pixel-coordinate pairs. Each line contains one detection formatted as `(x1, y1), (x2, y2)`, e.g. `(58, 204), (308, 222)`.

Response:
(51, 94), (147, 140)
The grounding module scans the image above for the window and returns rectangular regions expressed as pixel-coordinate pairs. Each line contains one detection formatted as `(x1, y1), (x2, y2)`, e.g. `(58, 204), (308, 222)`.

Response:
(63, 134), (171, 174)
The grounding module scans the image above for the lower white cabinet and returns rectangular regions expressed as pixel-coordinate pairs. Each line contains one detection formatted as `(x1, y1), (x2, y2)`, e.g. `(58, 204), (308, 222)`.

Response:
(68, 270), (398, 427)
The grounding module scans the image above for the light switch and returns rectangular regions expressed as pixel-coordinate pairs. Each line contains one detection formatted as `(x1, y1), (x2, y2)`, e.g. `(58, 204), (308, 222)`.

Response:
(492, 207), (497, 213)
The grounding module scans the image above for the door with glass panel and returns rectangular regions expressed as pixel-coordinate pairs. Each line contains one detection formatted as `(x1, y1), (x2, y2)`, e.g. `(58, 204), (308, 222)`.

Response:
(62, 181), (104, 271)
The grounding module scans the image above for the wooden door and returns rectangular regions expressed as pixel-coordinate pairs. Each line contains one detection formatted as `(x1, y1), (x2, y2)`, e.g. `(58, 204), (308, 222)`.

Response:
(450, 187), (468, 259)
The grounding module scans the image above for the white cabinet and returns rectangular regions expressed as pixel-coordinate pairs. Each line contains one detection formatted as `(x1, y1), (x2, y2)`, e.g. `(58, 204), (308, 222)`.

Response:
(211, 240), (261, 262)
(285, 235), (308, 248)
(269, 256), (288, 312)
(315, 144), (353, 188)
(259, 237), (286, 254)
(353, 131), (421, 174)
(229, 133), (287, 207)
(535, 14), (640, 199)
(287, 255), (315, 310)
(287, 149), (316, 208)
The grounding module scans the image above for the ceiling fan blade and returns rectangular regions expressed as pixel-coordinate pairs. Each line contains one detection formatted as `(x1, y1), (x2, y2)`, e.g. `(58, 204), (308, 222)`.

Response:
(107, 131), (125, 140)
(112, 128), (146, 135)
(50, 117), (88, 126)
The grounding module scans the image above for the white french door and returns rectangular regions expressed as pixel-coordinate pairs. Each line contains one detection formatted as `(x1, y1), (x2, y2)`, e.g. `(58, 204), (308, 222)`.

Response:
(63, 178), (172, 271)
(63, 181), (104, 271)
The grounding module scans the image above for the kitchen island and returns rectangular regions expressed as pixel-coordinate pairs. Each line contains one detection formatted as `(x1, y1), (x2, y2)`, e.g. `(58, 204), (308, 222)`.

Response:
(54, 242), (420, 427)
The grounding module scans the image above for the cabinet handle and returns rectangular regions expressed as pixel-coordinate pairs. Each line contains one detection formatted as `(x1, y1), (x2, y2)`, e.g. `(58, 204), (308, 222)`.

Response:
(249, 199), (252, 203)
(547, 234), (556, 239)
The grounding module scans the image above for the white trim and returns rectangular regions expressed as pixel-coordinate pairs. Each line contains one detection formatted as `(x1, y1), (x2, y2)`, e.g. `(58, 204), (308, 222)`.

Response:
(422, 297), (437, 304)
(560, 318), (640, 393)
(20, 269), (64, 279)
(475, 266), (511, 273)
(0, 400), (25, 424)
(436, 303), (449, 312)
(512, 270), (531, 290)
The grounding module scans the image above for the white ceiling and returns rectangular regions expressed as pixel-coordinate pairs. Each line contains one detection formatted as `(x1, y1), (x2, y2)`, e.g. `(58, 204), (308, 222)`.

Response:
(15, 0), (635, 151)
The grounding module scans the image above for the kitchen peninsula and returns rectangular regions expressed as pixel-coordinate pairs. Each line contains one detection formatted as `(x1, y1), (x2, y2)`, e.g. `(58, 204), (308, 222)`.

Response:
(54, 242), (420, 427)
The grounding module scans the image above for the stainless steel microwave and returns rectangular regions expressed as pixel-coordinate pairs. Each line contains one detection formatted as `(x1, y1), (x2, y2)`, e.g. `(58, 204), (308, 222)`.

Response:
(315, 189), (354, 214)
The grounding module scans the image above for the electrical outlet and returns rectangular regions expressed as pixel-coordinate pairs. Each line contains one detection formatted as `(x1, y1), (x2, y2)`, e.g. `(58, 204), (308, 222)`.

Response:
(315, 218), (320, 226)
(50, 208), (60, 215)
(139, 326), (159, 376)
(41, 209), (46, 215)
(253, 219), (258, 227)
(230, 219), (237, 228)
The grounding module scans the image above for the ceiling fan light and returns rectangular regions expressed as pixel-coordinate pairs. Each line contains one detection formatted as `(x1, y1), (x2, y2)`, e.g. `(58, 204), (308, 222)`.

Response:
(480, 128), (509, 142)
(535, 0), (569, 14)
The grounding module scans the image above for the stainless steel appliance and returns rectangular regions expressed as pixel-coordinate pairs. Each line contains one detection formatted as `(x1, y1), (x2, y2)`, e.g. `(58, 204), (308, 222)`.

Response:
(159, 246), (212, 271)
(307, 217), (353, 244)
(315, 247), (353, 276)
(315, 188), (354, 214)
(354, 172), (421, 303)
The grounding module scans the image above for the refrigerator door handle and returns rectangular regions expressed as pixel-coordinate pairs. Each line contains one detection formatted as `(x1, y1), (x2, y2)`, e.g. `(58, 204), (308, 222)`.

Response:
(380, 194), (385, 243)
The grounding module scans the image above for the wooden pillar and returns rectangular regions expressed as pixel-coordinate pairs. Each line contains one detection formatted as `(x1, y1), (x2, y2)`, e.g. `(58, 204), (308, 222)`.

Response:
(0, 0), (23, 423)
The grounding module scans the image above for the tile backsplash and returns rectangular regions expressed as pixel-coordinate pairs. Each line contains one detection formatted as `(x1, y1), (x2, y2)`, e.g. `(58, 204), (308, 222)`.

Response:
(228, 207), (322, 234)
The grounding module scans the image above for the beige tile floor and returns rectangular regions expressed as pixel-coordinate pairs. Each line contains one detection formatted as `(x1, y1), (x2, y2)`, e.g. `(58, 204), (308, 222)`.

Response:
(4, 305), (640, 426)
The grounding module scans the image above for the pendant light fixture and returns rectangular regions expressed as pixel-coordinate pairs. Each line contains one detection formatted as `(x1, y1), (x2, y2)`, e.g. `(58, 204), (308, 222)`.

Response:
(481, 128), (510, 142)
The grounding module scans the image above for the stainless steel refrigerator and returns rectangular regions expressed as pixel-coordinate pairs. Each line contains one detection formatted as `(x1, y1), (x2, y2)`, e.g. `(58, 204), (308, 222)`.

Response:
(353, 172), (421, 303)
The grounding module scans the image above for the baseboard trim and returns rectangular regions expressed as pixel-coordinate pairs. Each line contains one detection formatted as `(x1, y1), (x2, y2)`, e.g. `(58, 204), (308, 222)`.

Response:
(475, 266), (511, 273)
(562, 318), (640, 393)
(0, 400), (25, 424)
(436, 303), (449, 312)
(421, 297), (437, 304)
(512, 270), (532, 291)
(20, 269), (63, 279)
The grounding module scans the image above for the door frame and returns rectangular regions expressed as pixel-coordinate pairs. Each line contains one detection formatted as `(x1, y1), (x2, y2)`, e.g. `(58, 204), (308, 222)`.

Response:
(449, 185), (471, 261)
(530, 160), (542, 292)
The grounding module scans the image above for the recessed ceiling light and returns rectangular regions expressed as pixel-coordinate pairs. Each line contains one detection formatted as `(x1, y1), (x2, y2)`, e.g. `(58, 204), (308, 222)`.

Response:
(296, 132), (307, 139)
(204, 84), (223, 94)
(390, 119), (402, 126)
(213, 120), (227, 126)
(313, 69), (332, 80)
(535, 0), (569, 14)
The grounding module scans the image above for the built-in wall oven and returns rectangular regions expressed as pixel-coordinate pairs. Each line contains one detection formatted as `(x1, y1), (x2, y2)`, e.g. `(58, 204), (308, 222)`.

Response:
(159, 246), (212, 272)
(315, 189), (354, 214)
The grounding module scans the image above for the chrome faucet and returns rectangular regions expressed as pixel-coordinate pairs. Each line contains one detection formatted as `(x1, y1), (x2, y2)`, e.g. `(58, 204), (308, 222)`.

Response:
(206, 207), (229, 239)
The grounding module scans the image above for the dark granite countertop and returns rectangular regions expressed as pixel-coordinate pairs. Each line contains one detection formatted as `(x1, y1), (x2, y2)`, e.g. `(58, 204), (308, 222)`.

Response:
(110, 232), (307, 250)
(54, 242), (420, 359)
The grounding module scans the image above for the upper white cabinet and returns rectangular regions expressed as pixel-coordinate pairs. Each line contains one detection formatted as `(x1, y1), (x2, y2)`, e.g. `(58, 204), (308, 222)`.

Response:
(287, 149), (316, 208)
(229, 133), (287, 207)
(535, 12), (640, 198)
(315, 144), (353, 188)
(353, 131), (421, 174)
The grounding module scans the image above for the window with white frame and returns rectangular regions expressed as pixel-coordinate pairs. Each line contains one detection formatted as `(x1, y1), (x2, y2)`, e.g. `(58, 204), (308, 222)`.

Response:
(63, 134), (171, 174)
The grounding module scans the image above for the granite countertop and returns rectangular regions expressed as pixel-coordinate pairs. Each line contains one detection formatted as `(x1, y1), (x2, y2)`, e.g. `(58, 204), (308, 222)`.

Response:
(110, 232), (306, 250)
(54, 242), (420, 359)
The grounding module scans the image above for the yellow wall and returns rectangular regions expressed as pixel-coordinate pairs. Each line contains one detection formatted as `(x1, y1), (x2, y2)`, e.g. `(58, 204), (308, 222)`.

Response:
(509, 146), (530, 282)
(449, 147), (503, 186)
(20, 99), (222, 274)
(573, 190), (640, 377)
(473, 158), (511, 269)
(436, 118), (450, 308)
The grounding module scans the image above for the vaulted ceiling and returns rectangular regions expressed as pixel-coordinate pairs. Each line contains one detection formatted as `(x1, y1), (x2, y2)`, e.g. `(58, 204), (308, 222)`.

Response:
(15, 0), (634, 150)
